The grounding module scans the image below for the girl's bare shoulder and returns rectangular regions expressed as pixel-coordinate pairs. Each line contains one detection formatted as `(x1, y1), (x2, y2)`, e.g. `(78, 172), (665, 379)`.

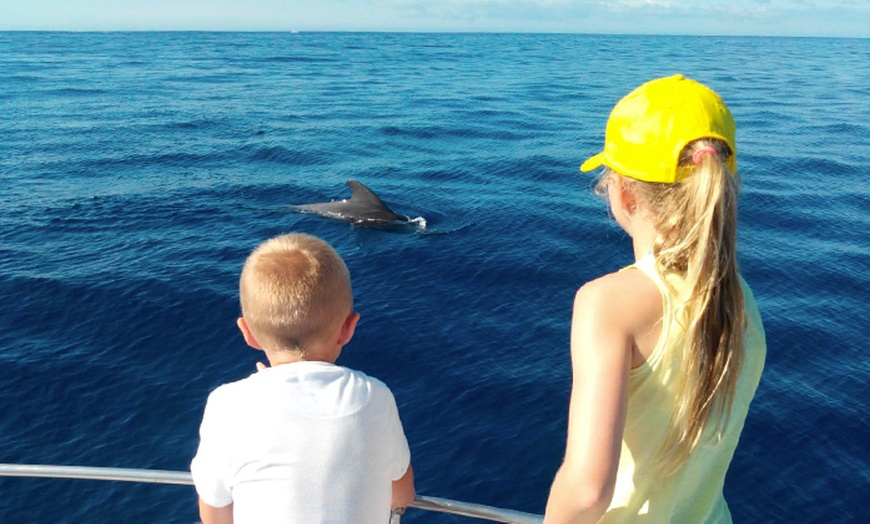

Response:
(575, 267), (662, 335)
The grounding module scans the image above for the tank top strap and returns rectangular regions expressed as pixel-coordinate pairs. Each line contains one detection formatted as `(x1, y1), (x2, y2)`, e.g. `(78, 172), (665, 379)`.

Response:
(622, 252), (679, 373)
(622, 252), (666, 291)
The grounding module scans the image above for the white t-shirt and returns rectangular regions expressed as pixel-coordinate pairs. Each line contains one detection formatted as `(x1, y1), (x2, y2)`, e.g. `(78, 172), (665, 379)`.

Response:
(191, 361), (411, 524)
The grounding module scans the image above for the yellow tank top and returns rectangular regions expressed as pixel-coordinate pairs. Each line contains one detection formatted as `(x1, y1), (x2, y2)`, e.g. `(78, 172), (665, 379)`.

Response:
(601, 254), (767, 523)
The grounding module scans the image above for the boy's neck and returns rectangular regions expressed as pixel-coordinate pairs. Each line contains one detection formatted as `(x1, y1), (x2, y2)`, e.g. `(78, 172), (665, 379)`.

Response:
(266, 349), (338, 367)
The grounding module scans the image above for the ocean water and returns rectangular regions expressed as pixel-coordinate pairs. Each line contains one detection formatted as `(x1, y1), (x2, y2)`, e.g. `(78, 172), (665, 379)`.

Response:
(1, 32), (868, 523)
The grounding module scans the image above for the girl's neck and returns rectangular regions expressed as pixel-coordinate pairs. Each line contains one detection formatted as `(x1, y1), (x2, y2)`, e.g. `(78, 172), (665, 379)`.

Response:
(629, 219), (658, 262)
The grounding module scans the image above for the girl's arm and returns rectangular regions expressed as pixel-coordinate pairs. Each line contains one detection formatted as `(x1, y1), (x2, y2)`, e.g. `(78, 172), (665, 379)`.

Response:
(544, 273), (638, 524)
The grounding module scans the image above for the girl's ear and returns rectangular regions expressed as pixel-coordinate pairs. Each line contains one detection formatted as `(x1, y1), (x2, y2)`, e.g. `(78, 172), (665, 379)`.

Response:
(237, 317), (263, 350)
(614, 176), (638, 215)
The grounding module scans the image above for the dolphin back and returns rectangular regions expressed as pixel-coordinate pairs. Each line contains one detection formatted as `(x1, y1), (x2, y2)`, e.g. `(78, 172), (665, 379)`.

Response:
(291, 180), (405, 224)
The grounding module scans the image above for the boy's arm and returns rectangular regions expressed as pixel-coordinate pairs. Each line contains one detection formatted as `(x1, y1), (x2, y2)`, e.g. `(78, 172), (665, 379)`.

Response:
(198, 498), (234, 524)
(392, 463), (415, 509)
(192, 389), (235, 523)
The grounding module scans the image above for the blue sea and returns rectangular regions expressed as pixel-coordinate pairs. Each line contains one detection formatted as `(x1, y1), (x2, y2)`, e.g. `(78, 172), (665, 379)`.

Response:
(1, 32), (868, 523)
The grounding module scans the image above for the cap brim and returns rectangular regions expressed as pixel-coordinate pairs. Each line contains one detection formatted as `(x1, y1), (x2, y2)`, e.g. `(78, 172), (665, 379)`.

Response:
(580, 153), (604, 172)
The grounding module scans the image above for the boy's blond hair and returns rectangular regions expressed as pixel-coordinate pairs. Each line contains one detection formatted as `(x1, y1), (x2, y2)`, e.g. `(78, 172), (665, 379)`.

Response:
(239, 233), (352, 355)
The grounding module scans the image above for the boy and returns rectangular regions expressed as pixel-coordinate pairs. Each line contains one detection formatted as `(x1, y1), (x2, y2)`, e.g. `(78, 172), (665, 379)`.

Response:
(191, 233), (415, 524)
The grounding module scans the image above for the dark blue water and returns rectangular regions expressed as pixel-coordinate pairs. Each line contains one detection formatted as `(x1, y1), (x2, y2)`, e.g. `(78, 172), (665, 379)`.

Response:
(1, 32), (868, 523)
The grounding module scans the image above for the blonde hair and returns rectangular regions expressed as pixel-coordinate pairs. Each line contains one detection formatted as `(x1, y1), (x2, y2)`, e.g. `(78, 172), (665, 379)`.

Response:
(239, 233), (352, 355)
(599, 138), (746, 475)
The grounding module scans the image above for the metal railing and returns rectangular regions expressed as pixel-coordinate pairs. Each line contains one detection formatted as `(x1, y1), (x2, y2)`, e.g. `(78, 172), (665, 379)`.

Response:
(0, 463), (543, 523)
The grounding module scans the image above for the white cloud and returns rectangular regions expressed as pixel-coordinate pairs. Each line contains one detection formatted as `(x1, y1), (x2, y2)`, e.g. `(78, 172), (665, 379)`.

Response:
(1, 0), (868, 36)
(610, 0), (676, 8)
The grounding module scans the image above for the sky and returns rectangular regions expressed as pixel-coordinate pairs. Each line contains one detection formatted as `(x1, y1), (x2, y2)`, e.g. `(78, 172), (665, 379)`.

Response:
(2, 0), (869, 38)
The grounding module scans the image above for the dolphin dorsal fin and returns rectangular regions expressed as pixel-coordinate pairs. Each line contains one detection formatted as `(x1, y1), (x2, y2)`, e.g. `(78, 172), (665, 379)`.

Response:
(346, 180), (394, 214)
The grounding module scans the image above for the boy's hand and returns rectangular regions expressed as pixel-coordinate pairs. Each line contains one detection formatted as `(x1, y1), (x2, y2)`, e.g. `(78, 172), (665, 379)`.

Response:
(255, 362), (268, 372)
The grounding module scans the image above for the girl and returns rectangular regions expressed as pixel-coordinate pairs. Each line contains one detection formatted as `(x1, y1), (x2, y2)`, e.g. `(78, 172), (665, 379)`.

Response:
(544, 75), (766, 523)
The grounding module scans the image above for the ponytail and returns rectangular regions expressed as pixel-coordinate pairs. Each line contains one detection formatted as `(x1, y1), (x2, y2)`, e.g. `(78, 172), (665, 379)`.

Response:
(615, 139), (746, 475)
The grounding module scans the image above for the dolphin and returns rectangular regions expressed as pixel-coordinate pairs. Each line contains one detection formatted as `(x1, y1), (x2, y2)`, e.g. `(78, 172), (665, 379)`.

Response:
(288, 180), (417, 228)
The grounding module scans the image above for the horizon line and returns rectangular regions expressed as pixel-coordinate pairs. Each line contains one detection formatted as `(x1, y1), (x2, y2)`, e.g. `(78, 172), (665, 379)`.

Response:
(1, 29), (867, 40)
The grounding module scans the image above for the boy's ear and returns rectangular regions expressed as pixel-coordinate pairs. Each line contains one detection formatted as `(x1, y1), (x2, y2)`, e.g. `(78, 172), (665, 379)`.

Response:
(337, 312), (360, 346)
(237, 317), (263, 350)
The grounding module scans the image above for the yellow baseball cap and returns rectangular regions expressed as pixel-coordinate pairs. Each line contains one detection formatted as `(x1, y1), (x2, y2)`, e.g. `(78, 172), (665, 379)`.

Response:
(580, 74), (737, 183)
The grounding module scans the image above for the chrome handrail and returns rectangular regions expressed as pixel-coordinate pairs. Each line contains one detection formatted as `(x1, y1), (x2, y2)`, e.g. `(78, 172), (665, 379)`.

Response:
(0, 463), (193, 485)
(0, 463), (543, 523)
